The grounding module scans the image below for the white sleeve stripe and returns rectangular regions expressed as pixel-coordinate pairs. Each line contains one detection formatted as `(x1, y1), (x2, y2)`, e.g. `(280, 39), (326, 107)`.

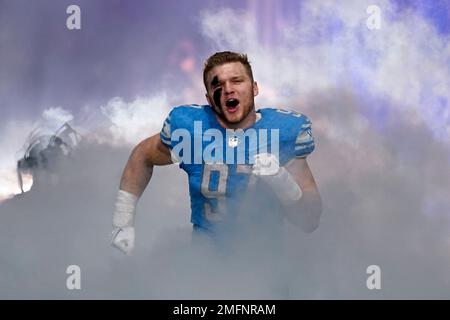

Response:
(160, 134), (170, 141)
(295, 140), (314, 146)
(295, 144), (314, 151)
(160, 136), (171, 145)
(295, 136), (313, 144)
(161, 121), (171, 137)
(160, 131), (170, 139)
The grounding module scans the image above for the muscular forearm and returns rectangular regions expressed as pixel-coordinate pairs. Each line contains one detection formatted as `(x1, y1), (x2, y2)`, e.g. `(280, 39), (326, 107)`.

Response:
(112, 144), (153, 254)
(283, 190), (322, 233)
(119, 143), (154, 198)
(112, 137), (164, 255)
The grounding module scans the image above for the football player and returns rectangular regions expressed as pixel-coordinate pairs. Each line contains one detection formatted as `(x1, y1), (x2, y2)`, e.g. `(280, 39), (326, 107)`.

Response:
(111, 51), (322, 255)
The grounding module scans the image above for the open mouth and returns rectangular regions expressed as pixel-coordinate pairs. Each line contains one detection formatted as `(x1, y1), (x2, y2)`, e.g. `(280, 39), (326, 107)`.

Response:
(225, 98), (240, 113)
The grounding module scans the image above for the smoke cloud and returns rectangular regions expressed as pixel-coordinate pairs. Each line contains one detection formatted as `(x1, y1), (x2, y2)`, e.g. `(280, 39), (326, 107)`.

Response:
(1, 0), (449, 298)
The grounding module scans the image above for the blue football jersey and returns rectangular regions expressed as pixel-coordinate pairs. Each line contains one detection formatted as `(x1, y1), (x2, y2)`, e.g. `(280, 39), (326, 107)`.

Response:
(160, 104), (315, 237)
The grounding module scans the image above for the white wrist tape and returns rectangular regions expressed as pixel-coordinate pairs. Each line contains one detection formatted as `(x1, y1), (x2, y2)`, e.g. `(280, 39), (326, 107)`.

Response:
(113, 190), (138, 228)
(262, 166), (302, 203)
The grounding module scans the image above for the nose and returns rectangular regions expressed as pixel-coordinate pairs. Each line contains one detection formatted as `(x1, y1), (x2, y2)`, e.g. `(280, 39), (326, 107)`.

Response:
(223, 81), (234, 95)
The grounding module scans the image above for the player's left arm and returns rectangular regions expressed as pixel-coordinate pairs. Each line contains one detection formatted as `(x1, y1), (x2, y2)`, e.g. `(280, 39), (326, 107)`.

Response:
(284, 157), (322, 232)
(253, 153), (322, 232)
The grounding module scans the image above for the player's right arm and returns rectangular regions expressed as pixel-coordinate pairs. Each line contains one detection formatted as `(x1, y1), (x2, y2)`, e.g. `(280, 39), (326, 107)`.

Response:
(119, 134), (172, 197)
(111, 134), (172, 255)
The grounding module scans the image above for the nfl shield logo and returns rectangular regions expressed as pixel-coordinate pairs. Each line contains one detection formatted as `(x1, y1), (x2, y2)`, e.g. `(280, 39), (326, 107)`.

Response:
(228, 136), (239, 147)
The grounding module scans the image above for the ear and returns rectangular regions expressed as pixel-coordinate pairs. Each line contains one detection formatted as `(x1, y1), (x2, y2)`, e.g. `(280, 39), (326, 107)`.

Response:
(205, 92), (213, 106)
(253, 81), (259, 97)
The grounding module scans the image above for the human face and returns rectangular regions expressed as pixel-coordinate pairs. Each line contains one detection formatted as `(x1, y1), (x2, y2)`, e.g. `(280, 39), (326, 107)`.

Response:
(205, 62), (259, 129)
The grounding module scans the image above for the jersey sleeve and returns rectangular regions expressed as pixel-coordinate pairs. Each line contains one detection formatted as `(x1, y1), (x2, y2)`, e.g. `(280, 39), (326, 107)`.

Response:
(159, 112), (173, 149)
(294, 115), (315, 158)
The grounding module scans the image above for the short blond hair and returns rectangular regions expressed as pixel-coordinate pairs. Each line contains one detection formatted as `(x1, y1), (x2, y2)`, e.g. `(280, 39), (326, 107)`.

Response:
(203, 51), (254, 90)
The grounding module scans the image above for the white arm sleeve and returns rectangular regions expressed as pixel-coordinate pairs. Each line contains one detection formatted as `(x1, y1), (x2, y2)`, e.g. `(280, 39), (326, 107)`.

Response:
(112, 190), (138, 228)
(262, 166), (302, 204)
(253, 153), (302, 204)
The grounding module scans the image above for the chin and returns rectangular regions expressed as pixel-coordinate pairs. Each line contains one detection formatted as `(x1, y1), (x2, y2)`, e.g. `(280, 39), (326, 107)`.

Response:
(224, 114), (243, 124)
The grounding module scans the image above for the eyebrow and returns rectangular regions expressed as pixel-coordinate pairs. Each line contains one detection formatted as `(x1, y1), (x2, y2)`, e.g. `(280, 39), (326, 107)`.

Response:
(210, 75), (243, 87)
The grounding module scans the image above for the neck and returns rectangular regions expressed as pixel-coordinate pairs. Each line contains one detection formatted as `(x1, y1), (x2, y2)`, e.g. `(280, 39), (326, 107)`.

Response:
(215, 108), (257, 130)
